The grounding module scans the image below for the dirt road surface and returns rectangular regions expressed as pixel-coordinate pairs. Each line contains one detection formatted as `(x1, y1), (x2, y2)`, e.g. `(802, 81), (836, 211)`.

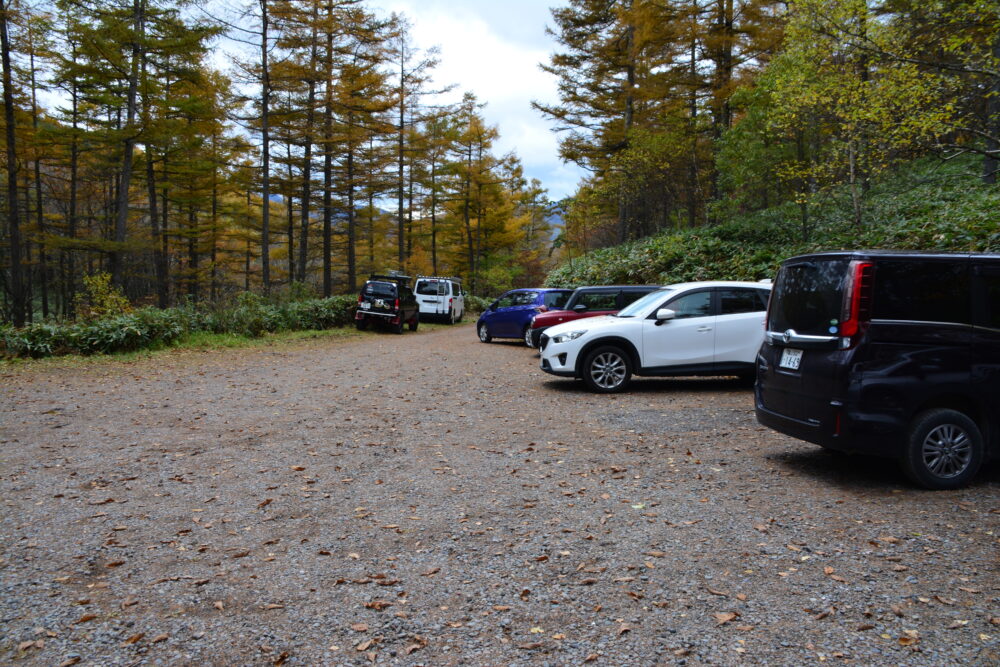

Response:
(1, 324), (998, 665)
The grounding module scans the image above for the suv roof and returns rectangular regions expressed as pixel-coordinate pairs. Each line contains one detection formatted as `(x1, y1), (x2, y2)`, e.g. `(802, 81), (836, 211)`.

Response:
(784, 250), (1000, 261)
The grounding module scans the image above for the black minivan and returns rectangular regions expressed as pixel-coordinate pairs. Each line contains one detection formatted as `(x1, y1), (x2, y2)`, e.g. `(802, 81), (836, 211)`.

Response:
(755, 251), (1000, 489)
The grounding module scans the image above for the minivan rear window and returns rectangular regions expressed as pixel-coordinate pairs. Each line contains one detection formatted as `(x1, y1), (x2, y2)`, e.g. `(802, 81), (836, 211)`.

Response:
(768, 260), (850, 336)
(416, 280), (445, 295)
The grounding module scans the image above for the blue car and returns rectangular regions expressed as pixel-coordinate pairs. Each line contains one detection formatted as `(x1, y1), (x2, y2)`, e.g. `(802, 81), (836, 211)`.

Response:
(476, 288), (574, 345)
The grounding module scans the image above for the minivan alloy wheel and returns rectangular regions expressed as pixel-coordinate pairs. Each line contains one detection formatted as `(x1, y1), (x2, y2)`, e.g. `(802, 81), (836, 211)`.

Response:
(921, 424), (972, 478)
(902, 408), (984, 490)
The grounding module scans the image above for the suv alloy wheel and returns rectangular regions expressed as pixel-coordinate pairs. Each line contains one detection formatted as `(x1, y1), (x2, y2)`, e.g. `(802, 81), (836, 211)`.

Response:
(582, 345), (632, 393)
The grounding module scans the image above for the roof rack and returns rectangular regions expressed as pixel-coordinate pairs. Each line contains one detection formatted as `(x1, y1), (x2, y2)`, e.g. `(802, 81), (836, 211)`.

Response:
(369, 272), (412, 284)
(416, 275), (462, 283)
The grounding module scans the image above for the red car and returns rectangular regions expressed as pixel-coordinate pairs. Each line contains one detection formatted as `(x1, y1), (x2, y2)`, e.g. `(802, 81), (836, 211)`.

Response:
(525, 284), (661, 347)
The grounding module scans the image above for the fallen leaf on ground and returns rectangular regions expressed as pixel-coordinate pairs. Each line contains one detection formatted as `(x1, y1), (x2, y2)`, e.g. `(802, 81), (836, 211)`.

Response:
(121, 633), (144, 645)
(151, 633), (168, 643)
(351, 623), (369, 632)
(713, 612), (739, 625)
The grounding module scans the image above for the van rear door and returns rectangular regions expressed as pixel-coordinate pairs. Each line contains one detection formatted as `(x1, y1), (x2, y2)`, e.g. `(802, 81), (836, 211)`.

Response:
(757, 258), (852, 428)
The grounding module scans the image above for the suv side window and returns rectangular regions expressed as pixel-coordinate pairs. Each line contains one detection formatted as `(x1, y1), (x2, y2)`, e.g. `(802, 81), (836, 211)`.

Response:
(579, 291), (618, 310)
(873, 260), (971, 325)
(666, 291), (713, 319)
(545, 291), (571, 309)
(718, 288), (765, 315)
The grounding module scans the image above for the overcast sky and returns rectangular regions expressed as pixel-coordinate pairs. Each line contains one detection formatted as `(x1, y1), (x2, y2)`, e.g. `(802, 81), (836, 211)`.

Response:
(365, 0), (585, 201)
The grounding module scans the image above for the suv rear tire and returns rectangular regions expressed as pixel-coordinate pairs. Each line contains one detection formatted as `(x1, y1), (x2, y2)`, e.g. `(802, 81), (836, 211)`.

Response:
(901, 408), (984, 490)
(581, 345), (632, 393)
(355, 319), (368, 331)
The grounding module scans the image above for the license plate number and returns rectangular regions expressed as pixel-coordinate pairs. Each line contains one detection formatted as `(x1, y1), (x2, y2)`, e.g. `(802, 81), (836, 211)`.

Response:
(361, 301), (371, 309)
(779, 348), (803, 370)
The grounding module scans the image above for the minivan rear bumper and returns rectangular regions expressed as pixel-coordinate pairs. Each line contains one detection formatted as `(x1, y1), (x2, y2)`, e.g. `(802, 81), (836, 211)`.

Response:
(754, 388), (903, 458)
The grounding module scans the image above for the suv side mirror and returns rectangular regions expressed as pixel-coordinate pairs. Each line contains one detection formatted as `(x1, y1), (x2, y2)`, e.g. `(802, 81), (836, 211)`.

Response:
(489, 302), (498, 311)
(573, 304), (588, 313)
(655, 308), (676, 322)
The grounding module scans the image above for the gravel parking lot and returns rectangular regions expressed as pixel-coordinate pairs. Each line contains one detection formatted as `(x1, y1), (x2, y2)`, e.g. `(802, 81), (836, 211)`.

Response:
(1, 324), (998, 665)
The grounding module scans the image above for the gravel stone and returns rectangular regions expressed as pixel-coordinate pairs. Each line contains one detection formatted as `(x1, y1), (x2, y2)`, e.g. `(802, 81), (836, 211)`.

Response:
(1, 326), (998, 665)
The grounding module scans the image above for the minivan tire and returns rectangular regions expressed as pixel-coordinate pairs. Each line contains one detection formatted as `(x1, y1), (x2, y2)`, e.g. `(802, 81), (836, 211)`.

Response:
(478, 324), (492, 343)
(901, 408), (984, 490)
(581, 345), (632, 393)
(408, 316), (418, 332)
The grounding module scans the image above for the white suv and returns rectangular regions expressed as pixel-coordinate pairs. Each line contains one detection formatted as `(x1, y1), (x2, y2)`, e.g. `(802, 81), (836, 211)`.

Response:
(539, 281), (771, 393)
(414, 276), (465, 324)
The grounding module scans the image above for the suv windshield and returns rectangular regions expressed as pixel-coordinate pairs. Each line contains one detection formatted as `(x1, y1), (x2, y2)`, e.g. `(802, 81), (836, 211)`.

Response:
(768, 259), (849, 336)
(364, 282), (397, 298)
(616, 288), (674, 318)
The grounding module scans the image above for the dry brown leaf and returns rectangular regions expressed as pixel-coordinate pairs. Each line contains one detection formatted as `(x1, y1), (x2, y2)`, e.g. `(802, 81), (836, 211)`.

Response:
(363, 600), (392, 611)
(106, 560), (125, 568)
(934, 596), (956, 606)
(824, 566), (835, 575)
(518, 642), (544, 650)
(707, 587), (728, 597)
(736, 593), (747, 602)
(121, 632), (145, 646)
(264, 603), (285, 610)
(989, 616), (1000, 626)
(291, 466), (305, 471)
(947, 620), (969, 629)
(230, 550), (250, 559)
(520, 588), (531, 600)
(73, 614), (97, 624)
(898, 636), (918, 646)
(356, 638), (376, 652)
(351, 623), (369, 632)
(403, 637), (427, 654)
(58, 658), (81, 667)
(856, 623), (875, 631)
(258, 498), (273, 509)
(151, 633), (168, 643)
(713, 612), (738, 625)
(421, 567), (440, 577)
(830, 574), (848, 583)
(214, 601), (224, 610)
(273, 650), (290, 665)
(617, 623), (632, 636)
(493, 605), (511, 611)
(584, 653), (599, 663)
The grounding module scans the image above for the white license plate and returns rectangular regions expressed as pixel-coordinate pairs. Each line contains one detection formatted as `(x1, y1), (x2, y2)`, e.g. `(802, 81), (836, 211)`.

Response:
(779, 348), (803, 370)
(362, 301), (371, 309)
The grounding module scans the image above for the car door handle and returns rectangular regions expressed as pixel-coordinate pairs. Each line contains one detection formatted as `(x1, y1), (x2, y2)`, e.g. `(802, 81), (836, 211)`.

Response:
(697, 327), (713, 333)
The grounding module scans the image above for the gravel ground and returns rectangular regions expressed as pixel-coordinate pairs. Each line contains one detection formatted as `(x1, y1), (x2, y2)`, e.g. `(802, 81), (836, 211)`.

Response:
(1, 324), (998, 666)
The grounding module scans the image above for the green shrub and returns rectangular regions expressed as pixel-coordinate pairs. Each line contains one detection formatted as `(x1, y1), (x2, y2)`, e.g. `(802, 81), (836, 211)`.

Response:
(464, 295), (492, 315)
(74, 272), (132, 321)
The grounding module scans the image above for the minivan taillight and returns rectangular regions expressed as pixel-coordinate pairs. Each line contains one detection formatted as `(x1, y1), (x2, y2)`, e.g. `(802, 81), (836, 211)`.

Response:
(839, 261), (873, 346)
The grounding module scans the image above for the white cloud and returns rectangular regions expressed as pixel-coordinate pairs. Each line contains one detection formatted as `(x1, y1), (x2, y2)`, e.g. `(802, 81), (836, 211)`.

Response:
(367, 0), (585, 200)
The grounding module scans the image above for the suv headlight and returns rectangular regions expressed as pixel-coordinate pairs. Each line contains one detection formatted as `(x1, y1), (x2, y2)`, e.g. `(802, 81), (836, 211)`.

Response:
(551, 330), (586, 344)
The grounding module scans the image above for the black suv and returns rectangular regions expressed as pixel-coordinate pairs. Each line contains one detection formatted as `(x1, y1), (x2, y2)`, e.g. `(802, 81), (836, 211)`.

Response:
(755, 251), (1000, 489)
(355, 274), (420, 334)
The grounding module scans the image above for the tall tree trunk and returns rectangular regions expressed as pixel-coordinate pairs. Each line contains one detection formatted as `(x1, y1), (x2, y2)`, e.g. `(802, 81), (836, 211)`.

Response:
(396, 48), (405, 268)
(321, 0), (333, 297)
(260, 0), (272, 293)
(66, 48), (79, 318)
(110, 0), (146, 290)
(346, 130), (356, 292)
(28, 35), (47, 318)
(0, 0), (25, 326)
(285, 141), (295, 283)
(299, 10), (318, 283)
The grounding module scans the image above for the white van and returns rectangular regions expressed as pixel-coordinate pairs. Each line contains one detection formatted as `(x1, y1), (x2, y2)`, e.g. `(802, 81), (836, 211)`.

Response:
(414, 276), (465, 324)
